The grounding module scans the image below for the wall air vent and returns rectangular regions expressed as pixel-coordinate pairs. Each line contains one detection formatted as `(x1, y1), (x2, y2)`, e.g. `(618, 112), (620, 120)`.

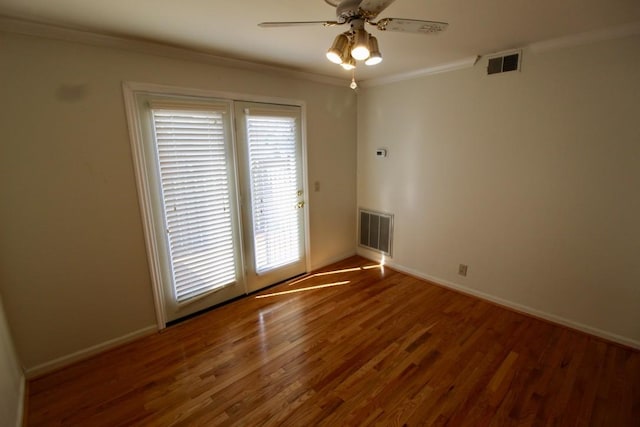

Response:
(359, 208), (393, 256)
(487, 51), (521, 75)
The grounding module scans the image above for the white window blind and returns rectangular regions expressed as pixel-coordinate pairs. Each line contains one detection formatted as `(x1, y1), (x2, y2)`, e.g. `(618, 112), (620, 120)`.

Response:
(152, 108), (237, 302)
(246, 113), (302, 274)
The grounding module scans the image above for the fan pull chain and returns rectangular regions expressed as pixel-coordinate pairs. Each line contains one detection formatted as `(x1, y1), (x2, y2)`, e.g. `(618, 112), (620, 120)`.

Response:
(350, 68), (358, 90)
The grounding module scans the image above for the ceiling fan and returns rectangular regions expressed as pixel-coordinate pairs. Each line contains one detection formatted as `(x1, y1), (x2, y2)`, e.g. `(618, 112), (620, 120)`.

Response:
(259, 0), (448, 84)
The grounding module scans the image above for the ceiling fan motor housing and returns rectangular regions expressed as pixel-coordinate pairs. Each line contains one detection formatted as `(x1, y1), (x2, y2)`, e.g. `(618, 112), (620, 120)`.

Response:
(334, 0), (368, 24)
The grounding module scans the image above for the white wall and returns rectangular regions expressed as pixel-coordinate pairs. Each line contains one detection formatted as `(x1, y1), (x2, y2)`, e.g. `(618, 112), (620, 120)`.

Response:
(0, 32), (357, 371)
(0, 292), (24, 427)
(358, 35), (640, 346)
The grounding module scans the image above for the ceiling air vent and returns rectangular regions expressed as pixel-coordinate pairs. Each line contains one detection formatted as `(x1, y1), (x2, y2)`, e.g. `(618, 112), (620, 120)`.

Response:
(487, 51), (521, 75)
(359, 208), (393, 257)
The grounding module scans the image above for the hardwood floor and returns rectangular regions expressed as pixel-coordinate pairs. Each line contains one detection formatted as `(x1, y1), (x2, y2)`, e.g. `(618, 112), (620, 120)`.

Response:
(27, 256), (640, 426)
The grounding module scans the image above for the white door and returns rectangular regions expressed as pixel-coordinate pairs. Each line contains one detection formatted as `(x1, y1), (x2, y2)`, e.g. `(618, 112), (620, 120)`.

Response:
(132, 92), (308, 324)
(235, 102), (307, 292)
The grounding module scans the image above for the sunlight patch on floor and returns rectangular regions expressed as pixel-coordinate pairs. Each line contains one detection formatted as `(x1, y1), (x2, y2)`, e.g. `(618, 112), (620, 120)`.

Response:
(286, 264), (383, 287)
(255, 281), (351, 299)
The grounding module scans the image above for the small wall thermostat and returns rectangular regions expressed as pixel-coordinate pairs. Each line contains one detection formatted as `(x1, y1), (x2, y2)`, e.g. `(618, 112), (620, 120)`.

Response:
(376, 148), (387, 157)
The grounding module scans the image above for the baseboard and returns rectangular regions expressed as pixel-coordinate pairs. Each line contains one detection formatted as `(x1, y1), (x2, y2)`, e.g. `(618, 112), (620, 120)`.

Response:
(358, 252), (640, 350)
(17, 374), (25, 427)
(25, 325), (157, 379)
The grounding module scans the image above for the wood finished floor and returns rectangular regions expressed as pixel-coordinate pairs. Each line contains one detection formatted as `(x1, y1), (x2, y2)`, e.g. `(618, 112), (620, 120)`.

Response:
(27, 256), (640, 426)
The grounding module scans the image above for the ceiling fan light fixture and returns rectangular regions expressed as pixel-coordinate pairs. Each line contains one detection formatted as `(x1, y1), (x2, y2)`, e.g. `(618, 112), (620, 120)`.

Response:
(326, 33), (349, 64)
(351, 29), (370, 61)
(365, 36), (382, 66)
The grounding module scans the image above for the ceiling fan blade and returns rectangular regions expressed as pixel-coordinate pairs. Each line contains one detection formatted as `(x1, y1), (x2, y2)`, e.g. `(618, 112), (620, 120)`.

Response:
(375, 18), (448, 34)
(258, 21), (340, 28)
(358, 0), (397, 19)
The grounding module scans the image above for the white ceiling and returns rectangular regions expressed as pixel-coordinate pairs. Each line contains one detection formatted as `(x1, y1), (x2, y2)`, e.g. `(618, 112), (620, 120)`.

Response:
(1, 0), (639, 83)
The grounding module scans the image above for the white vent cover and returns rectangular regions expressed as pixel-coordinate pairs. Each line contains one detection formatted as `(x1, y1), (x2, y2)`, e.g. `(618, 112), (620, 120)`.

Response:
(487, 51), (521, 75)
(359, 208), (393, 256)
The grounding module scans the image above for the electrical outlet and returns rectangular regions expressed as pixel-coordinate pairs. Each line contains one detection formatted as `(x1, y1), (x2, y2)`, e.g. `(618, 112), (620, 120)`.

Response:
(458, 264), (468, 277)
(314, 181), (320, 192)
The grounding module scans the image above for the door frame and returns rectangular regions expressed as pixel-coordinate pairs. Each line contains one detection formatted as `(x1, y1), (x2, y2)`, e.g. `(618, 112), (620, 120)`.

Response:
(122, 81), (311, 329)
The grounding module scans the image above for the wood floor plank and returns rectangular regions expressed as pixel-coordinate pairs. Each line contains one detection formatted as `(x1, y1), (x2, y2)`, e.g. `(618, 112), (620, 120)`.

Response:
(26, 256), (640, 426)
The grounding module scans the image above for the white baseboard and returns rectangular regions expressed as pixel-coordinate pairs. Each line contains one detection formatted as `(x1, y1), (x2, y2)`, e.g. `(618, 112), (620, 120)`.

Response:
(358, 251), (640, 350)
(25, 325), (157, 379)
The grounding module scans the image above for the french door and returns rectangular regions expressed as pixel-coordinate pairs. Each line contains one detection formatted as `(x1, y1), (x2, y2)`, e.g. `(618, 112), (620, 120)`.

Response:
(131, 91), (307, 323)
(235, 102), (307, 293)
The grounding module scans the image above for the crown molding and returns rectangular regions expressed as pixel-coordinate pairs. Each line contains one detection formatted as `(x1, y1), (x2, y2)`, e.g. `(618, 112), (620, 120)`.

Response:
(360, 56), (479, 87)
(3, 15), (639, 89)
(0, 15), (347, 88)
(360, 20), (640, 88)
(529, 20), (640, 53)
